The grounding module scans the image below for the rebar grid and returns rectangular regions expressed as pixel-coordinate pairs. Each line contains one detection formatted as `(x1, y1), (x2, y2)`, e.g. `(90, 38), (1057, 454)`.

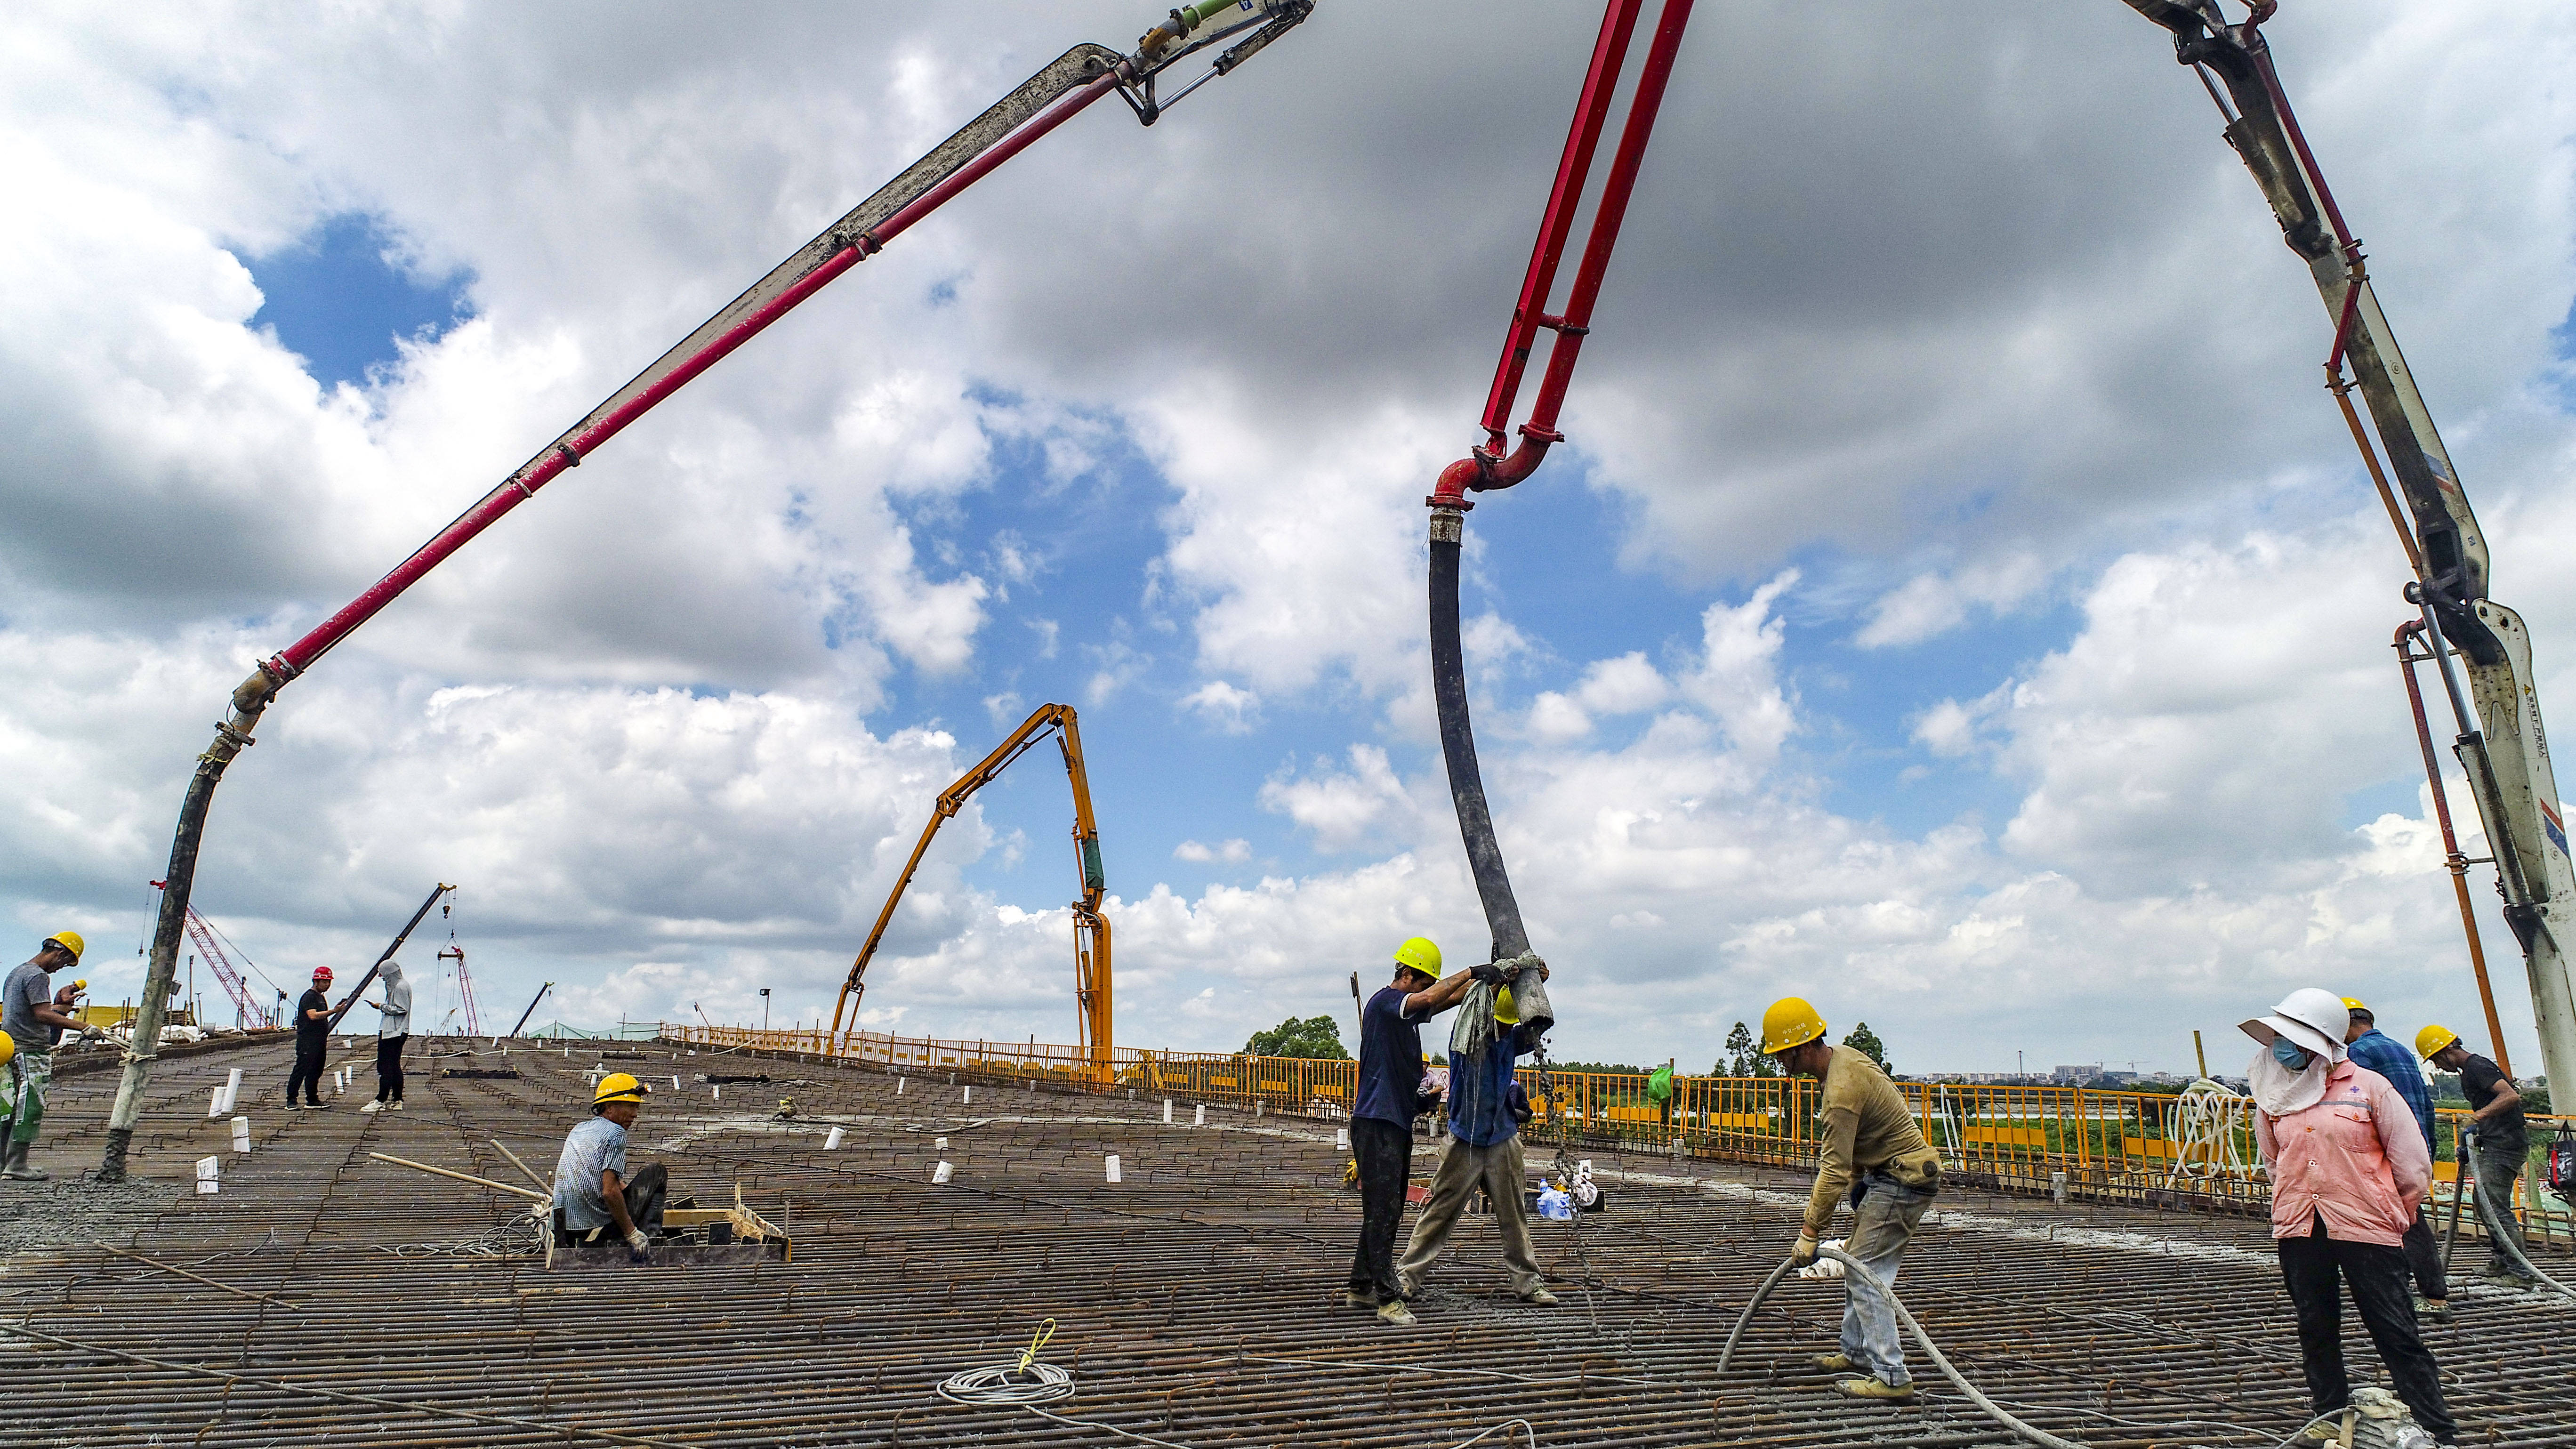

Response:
(8, 1036), (2573, 1448)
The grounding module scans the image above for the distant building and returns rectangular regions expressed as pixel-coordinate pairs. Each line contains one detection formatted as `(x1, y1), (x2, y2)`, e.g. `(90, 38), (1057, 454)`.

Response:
(2052, 1063), (2103, 1083)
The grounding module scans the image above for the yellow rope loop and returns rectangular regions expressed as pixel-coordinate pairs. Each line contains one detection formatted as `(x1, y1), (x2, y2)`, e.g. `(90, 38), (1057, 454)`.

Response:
(1016, 1318), (1057, 1377)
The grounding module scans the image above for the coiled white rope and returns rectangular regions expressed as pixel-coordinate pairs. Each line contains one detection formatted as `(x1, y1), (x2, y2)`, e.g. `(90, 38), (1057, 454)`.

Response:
(940, 1320), (1539, 1448)
(2169, 1079), (2262, 1186)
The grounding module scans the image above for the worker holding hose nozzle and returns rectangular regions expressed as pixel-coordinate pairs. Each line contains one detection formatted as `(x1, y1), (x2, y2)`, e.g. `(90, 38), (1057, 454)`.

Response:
(1345, 937), (1481, 1327)
(2245, 989), (2458, 1447)
(1393, 954), (1557, 1314)
(1759, 997), (1943, 1403)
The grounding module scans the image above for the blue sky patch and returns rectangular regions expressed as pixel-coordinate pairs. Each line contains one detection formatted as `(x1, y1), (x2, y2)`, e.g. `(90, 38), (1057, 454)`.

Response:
(247, 213), (472, 390)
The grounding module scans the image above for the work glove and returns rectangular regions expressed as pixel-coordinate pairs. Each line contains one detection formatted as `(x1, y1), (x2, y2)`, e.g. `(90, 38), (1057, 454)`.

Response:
(1469, 961), (1508, 986)
(625, 1228), (652, 1262)
(1790, 1233), (1819, 1269)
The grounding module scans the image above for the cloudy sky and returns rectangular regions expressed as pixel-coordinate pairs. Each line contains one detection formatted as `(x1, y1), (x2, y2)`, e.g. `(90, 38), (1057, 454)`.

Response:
(6, 0), (2573, 1077)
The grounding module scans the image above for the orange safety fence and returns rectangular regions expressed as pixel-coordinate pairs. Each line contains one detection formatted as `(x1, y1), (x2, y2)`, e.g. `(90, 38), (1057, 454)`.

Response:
(661, 1022), (2573, 1236)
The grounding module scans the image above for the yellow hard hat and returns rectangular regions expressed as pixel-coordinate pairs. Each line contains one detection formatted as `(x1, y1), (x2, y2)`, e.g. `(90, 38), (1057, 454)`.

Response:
(2415, 1024), (2462, 1060)
(1760, 997), (1828, 1055)
(1393, 937), (1442, 979)
(2341, 996), (2367, 1013)
(0, 1030), (14, 1069)
(69, 980), (86, 993)
(593, 1072), (651, 1106)
(1494, 986), (1519, 1025)
(44, 930), (84, 962)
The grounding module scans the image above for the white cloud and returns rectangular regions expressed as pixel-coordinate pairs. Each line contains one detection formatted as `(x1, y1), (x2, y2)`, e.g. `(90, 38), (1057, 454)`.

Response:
(1856, 554), (2049, 648)
(1181, 680), (1261, 733)
(1259, 745), (1417, 853)
(1173, 838), (1252, 864)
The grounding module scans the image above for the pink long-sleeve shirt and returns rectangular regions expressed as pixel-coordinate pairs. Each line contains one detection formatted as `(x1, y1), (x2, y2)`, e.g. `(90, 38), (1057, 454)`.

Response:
(2254, 1059), (2431, 1246)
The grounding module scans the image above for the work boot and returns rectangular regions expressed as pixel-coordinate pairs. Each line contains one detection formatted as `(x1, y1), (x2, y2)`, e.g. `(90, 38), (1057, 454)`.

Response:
(1518, 1286), (1560, 1306)
(359, 1100), (383, 1114)
(1834, 1377), (1915, 1403)
(1810, 1353), (1857, 1373)
(2414, 1295), (2450, 1321)
(2, 1143), (48, 1181)
(1376, 1299), (1417, 1327)
(389, 1100), (404, 1111)
(1344, 1287), (1381, 1310)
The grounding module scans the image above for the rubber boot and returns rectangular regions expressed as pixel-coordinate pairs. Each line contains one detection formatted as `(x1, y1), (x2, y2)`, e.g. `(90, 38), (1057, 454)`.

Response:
(2, 1141), (48, 1181)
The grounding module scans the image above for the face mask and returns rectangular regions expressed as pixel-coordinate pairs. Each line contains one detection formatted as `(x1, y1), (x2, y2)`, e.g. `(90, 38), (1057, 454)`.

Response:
(2271, 1036), (2313, 1072)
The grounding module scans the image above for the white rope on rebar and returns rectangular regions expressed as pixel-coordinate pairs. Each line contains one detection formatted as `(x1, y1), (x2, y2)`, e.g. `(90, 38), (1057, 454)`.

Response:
(2168, 1078), (2261, 1186)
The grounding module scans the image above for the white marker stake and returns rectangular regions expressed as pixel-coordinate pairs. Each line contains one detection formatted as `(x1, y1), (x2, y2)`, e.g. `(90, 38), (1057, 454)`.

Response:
(897, 1077), (907, 1096)
(196, 1156), (220, 1195)
(1194, 1104), (1206, 1127)
(935, 1136), (949, 1151)
(1105, 1154), (1122, 1183)
(219, 1068), (243, 1116)
(1335, 1128), (1350, 1151)
(230, 1116), (251, 1153)
(932, 1161), (954, 1184)
(824, 1127), (845, 1151)
(1162, 1100), (1174, 1125)
(712, 1085), (721, 1102)
(672, 1076), (682, 1091)
(962, 1086), (973, 1105)
(206, 1087), (225, 1119)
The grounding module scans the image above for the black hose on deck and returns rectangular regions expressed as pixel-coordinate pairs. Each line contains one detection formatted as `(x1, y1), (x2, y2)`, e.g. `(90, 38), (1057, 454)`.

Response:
(1429, 512), (1531, 964)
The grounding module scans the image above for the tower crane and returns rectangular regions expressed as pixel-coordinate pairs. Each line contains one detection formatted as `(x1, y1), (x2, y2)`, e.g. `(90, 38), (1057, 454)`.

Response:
(101, 1), (1318, 1179)
(437, 940), (482, 1038)
(829, 703), (1111, 1072)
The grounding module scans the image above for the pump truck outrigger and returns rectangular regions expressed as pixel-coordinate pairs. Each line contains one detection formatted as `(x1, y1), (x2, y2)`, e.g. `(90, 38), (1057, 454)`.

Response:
(2119, 0), (2576, 1095)
(96, 0), (1317, 1182)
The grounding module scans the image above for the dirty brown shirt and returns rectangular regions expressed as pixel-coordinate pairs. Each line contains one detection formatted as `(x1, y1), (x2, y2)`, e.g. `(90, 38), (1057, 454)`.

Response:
(1804, 1045), (1940, 1237)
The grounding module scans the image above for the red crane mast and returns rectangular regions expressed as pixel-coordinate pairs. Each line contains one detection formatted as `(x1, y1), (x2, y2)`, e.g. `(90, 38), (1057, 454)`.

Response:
(150, 881), (272, 1029)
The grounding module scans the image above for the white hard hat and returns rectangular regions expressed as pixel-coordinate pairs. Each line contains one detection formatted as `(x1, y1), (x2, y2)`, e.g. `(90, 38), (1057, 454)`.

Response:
(2239, 987), (2351, 1063)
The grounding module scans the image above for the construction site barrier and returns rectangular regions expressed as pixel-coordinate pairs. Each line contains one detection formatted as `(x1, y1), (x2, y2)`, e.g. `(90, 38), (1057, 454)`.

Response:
(661, 1022), (2570, 1241)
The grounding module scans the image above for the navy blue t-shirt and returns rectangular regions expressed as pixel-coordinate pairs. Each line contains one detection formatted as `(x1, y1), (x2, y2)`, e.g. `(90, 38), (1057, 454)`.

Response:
(1354, 985), (1433, 1127)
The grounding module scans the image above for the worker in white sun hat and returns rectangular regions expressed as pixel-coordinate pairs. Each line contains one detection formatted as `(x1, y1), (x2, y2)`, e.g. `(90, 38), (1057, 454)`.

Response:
(2243, 987), (2456, 1447)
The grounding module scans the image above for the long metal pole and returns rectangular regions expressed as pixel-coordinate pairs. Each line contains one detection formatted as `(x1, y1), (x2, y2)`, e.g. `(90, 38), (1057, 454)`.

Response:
(322, 884), (455, 1035)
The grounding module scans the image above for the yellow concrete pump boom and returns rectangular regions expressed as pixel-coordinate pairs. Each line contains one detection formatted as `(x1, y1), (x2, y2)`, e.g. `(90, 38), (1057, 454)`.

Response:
(829, 703), (1111, 1069)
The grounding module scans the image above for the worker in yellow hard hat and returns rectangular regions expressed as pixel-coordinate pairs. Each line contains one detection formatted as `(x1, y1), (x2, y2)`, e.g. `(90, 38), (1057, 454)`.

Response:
(1759, 996), (1942, 1403)
(552, 1072), (669, 1260)
(1346, 937), (1484, 1326)
(1394, 950), (1557, 1317)
(3, 932), (91, 1181)
(2418, 1024), (2536, 1286)
(2336, 997), (2447, 1317)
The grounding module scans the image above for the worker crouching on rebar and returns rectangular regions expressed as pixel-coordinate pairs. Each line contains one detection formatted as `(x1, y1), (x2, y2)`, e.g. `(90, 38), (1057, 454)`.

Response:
(1393, 955), (1559, 1314)
(2, 931), (89, 1181)
(553, 1073), (668, 1261)
(2244, 989), (2459, 1447)
(1761, 996), (1942, 1403)
(1346, 937), (1481, 1326)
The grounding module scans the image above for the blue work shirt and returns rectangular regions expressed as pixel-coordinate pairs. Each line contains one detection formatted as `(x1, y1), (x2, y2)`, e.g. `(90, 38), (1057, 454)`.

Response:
(1447, 1024), (1541, 1148)
(2345, 1028), (2434, 1154)
(1353, 986), (1436, 1127)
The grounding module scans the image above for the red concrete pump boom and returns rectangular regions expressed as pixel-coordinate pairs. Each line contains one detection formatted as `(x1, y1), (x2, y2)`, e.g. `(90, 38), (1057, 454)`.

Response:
(99, 4), (1316, 1179)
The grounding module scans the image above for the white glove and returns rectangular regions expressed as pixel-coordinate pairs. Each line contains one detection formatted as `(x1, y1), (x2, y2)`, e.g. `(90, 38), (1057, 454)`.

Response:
(625, 1228), (651, 1257)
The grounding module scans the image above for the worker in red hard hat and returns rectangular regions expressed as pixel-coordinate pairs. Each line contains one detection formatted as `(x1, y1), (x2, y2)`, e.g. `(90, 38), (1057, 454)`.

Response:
(285, 966), (334, 1110)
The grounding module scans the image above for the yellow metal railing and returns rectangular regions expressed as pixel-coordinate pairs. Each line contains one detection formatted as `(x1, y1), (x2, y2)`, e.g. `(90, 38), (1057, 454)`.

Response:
(660, 1022), (2573, 1232)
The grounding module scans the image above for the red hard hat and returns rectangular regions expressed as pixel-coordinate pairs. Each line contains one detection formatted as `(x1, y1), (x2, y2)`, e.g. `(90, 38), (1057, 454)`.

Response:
(313, 966), (334, 982)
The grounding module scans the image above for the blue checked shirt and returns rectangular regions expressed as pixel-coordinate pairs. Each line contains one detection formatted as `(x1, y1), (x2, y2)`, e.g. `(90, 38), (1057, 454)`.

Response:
(2345, 1028), (2435, 1155)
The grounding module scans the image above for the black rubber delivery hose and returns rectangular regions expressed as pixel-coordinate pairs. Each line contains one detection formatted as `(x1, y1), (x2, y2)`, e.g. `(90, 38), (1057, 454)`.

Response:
(1428, 513), (1531, 965)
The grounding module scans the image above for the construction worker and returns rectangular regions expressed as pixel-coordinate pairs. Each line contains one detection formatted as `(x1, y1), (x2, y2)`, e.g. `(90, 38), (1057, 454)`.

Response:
(1345, 936), (1481, 1326)
(1760, 996), (1943, 1401)
(2340, 998), (2444, 1316)
(2, 932), (89, 1181)
(356, 959), (411, 1113)
(2418, 1024), (2535, 1286)
(1394, 958), (1559, 1314)
(2245, 990), (2456, 1447)
(285, 967), (334, 1110)
(553, 1072), (667, 1259)
(46, 979), (84, 1046)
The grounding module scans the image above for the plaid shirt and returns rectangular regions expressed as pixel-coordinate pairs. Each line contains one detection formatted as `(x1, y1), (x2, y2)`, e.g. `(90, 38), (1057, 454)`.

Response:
(2345, 1028), (2435, 1155)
